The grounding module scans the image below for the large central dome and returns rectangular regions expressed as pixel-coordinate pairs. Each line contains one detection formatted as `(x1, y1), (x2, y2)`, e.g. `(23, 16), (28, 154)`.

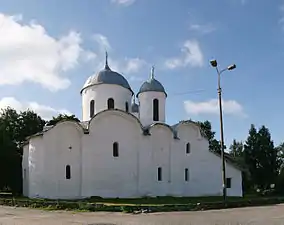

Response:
(81, 54), (133, 94)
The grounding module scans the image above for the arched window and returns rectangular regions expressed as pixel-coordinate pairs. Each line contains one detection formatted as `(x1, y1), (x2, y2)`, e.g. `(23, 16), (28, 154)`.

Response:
(66, 165), (71, 179)
(226, 178), (232, 188)
(108, 98), (114, 109)
(90, 100), (95, 118)
(158, 167), (162, 181)
(186, 142), (191, 154)
(113, 142), (119, 157)
(185, 168), (189, 181)
(153, 98), (159, 121)
(125, 102), (129, 112)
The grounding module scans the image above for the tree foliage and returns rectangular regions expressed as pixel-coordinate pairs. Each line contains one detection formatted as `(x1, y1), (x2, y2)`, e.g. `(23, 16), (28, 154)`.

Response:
(198, 120), (222, 154)
(0, 108), (79, 194)
(243, 125), (280, 190)
(0, 108), (45, 194)
(46, 114), (80, 126)
(229, 139), (245, 167)
(229, 139), (243, 158)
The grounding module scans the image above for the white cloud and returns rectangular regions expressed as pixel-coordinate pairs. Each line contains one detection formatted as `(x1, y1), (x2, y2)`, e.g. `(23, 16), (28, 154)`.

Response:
(165, 40), (204, 69)
(111, 57), (147, 73)
(184, 99), (246, 118)
(0, 97), (72, 120)
(279, 4), (284, 29)
(128, 76), (144, 82)
(91, 33), (148, 75)
(111, 0), (136, 6)
(0, 13), (87, 92)
(189, 24), (216, 34)
(82, 51), (97, 62)
(93, 57), (148, 77)
(93, 34), (112, 52)
(228, 0), (247, 5)
(124, 58), (146, 73)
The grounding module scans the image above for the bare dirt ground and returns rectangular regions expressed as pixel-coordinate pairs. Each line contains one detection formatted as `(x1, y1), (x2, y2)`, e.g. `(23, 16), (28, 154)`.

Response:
(1, 204), (284, 225)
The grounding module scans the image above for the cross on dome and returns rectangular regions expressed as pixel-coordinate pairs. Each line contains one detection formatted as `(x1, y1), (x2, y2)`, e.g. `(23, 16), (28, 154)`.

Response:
(150, 66), (155, 79)
(105, 51), (110, 70)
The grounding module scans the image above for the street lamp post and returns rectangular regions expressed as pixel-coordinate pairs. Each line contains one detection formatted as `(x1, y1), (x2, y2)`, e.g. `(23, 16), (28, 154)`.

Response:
(210, 59), (236, 204)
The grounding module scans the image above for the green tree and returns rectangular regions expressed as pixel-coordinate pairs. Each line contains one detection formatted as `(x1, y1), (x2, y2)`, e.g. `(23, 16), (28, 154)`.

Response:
(275, 142), (284, 170)
(198, 120), (223, 154)
(17, 110), (46, 146)
(0, 108), (45, 194)
(271, 143), (284, 193)
(229, 139), (253, 193)
(244, 124), (280, 190)
(47, 114), (80, 126)
(0, 130), (18, 191)
(229, 139), (243, 159)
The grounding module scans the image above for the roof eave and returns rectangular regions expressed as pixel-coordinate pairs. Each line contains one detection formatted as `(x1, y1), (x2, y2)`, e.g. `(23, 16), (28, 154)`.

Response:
(136, 90), (167, 98)
(81, 83), (134, 95)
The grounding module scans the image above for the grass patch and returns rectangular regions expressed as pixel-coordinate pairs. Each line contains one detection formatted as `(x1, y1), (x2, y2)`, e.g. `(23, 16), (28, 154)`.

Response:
(1, 193), (284, 213)
(89, 196), (243, 205)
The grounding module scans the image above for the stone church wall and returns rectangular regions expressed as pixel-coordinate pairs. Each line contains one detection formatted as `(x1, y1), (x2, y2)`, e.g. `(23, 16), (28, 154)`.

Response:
(81, 110), (141, 198)
(23, 111), (243, 199)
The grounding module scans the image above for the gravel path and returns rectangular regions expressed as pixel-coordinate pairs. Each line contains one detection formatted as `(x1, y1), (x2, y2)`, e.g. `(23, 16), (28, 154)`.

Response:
(1, 204), (284, 225)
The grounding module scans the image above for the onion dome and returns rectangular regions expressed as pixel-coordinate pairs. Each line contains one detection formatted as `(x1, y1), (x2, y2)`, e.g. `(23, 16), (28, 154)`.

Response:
(131, 97), (139, 113)
(81, 52), (133, 94)
(137, 66), (167, 97)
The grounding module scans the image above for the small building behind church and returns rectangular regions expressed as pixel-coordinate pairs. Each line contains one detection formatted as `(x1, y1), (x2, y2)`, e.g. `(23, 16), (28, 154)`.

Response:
(22, 55), (243, 199)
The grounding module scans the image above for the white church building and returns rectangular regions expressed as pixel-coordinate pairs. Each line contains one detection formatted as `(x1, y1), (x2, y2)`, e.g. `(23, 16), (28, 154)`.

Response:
(22, 55), (243, 199)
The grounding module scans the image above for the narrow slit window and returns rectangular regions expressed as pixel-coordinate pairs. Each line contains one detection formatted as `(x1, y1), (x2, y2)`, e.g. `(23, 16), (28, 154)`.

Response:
(66, 165), (71, 180)
(186, 142), (191, 154)
(226, 178), (232, 188)
(113, 142), (119, 157)
(90, 100), (95, 118)
(185, 168), (189, 181)
(153, 99), (159, 121)
(125, 102), (129, 112)
(158, 167), (162, 181)
(108, 98), (114, 109)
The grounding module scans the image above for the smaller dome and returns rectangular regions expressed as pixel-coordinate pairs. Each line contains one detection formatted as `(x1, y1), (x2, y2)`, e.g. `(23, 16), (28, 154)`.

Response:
(131, 102), (139, 113)
(131, 97), (139, 113)
(137, 66), (167, 97)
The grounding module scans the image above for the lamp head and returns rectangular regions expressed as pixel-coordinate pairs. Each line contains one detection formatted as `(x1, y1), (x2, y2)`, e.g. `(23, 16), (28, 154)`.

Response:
(227, 64), (236, 70)
(210, 59), (218, 67)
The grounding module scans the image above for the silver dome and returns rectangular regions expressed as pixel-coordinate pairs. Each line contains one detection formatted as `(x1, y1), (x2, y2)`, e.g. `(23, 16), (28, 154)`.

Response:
(81, 54), (133, 94)
(137, 67), (167, 97)
(131, 102), (139, 113)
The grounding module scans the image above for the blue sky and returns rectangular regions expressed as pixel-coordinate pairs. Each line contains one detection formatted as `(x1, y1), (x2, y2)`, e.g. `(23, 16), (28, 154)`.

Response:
(0, 0), (283, 148)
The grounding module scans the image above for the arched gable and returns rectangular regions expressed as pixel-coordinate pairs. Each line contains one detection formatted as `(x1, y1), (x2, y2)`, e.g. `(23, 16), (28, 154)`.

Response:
(25, 120), (85, 141)
(147, 122), (178, 139)
(45, 120), (85, 136)
(173, 120), (203, 140)
(88, 108), (145, 134)
(41, 120), (83, 198)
